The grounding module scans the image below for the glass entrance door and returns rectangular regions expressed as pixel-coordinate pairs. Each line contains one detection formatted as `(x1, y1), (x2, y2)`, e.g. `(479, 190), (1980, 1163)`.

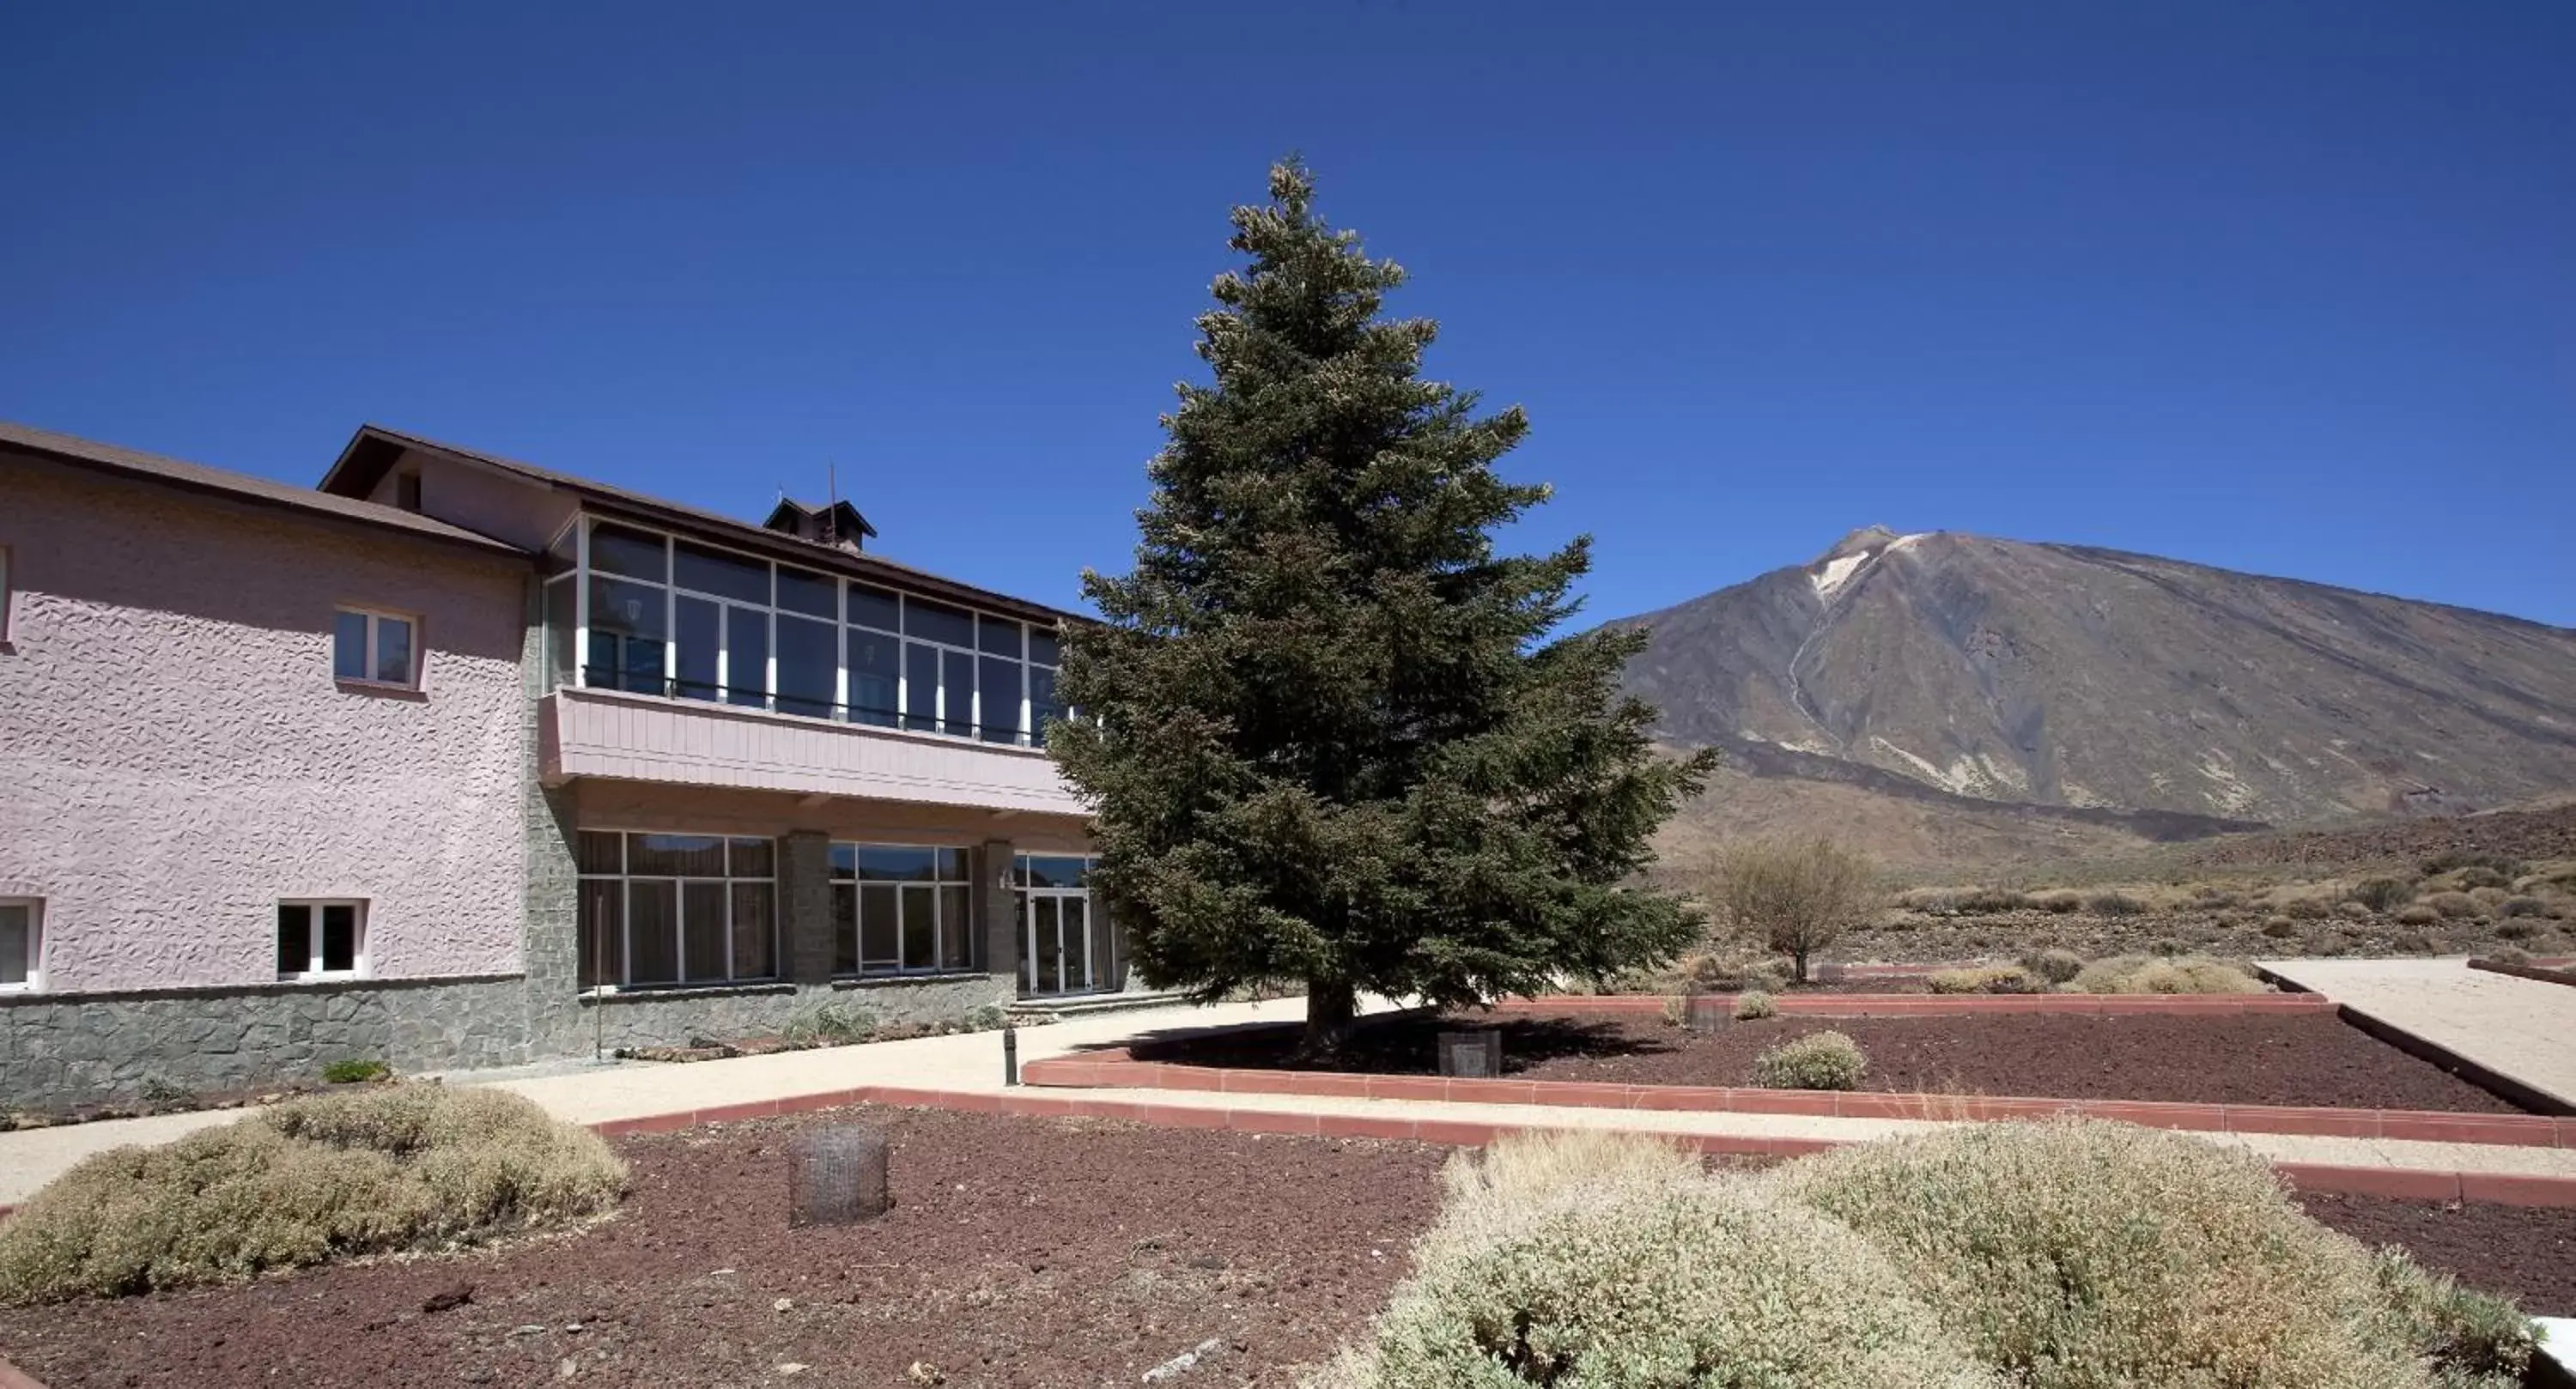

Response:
(1021, 891), (1091, 996)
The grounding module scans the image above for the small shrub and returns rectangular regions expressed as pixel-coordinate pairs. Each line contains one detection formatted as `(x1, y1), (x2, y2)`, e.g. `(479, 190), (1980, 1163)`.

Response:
(2494, 919), (2538, 942)
(2421, 851), (2524, 879)
(1730, 989), (1777, 1021)
(2259, 916), (2299, 938)
(2031, 890), (2081, 914)
(2482, 946), (2532, 967)
(1899, 887), (1961, 915)
(1678, 952), (1790, 994)
(2468, 886), (2510, 912)
(0, 1086), (624, 1304)
(781, 1001), (877, 1046)
(2395, 903), (2440, 926)
(2349, 876), (2415, 912)
(2392, 931), (2436, 955)
(2147, 937), (2185, 957)
(1926, 966), (2042, 995)
(2497, 895), (2546, 919)
(136, 1076), (193, 1111)
(2335, 900), (2374, 922)
(1753, 1031), (1868, 1090)
(1357, 1133), (1992, 1389)
(1771, 1119), (2534, 1389)
(1659, 995), (1691, 1028)
(2425, 891), (2479, 920)
(2454, 866), (2514, 891)
(2017, 948), (2084, 985)
(321, 1058), (391, 1084)
(1953, 888), (2030, 914)
(2071, 955), (2264, 995)
(2084, 891), (2146, 916)
(964, 1004), (1007, 1031)
(2277, 895), (2332, 921)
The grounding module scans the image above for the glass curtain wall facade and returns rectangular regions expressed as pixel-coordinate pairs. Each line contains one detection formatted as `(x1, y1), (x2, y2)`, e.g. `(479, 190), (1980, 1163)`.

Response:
(541, 517), (1066, 746)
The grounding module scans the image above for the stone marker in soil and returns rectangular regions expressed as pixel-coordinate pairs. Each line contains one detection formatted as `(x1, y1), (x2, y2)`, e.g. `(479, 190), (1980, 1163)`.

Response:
(1437, 1029), (1503, 1078)
(787, 1125), (890, 1227)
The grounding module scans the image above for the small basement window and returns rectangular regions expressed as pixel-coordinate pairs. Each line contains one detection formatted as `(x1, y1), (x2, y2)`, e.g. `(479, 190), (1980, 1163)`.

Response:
(0, 899), (40, 991)
(278, 901), (365, 980)
(334, 608), (418, 687)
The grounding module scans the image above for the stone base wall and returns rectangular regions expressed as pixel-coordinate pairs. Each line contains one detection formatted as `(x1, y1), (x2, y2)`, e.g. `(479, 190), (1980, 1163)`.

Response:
(574, 973), (1017, 1053)
(0, 968), (1025, 1110)
(0, 974), (532, 1110)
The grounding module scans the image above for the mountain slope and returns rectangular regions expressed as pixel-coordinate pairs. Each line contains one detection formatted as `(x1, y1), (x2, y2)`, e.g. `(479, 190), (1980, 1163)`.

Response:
(1615, 528), (2576, 826)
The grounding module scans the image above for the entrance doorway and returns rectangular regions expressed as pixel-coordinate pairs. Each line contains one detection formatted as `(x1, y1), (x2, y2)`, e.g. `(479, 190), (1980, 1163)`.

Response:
(1016, 854), (1112, 997)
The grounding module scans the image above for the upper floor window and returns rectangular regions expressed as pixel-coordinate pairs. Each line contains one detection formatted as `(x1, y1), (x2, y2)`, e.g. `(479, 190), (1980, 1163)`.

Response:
(556, 517), (1068, 747)
(334, 607), (417, 688)
(393, 471), (423, 513)
(0, 899), (41, 991)
(278, 900), (365, 980)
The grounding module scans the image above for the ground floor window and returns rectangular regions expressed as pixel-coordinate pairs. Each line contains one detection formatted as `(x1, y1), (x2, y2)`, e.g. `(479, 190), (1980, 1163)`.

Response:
(831, 844), (975, 976)
(578, 832), (777, 988)
(277, 900), (365, 980)
(0, 899), (40, 990)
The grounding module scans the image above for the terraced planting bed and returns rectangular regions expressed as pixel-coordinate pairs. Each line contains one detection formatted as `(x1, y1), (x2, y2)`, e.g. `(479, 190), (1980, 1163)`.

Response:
(1122, 1007), (2533, 1115)
(1, 1107), (2569, 1389)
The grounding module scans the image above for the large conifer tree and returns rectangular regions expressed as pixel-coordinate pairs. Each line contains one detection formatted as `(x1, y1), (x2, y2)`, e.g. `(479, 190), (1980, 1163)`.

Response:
(1049, 160), (1714, 1053)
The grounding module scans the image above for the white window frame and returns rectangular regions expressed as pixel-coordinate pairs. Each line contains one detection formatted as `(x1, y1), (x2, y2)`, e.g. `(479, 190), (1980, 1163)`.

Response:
(0, 898), (42, 992)
(276, 898), (368, 981)
(565, 516), (1055, 747)
(334, 605), (420, 689)
(574, 829), (780, 990)
(830, 840), (977, 978)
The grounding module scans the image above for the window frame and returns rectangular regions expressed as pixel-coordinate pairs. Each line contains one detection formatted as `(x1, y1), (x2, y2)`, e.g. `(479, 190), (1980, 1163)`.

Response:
(829, 840), (978, 979)
(574, 828), (781, 991)
(333, 605), (422, 689)
(0, 897), (42, 992)
(0, 543), (14, 646)
(276, 898), (368, 981)
(559, 515), (1062, 746)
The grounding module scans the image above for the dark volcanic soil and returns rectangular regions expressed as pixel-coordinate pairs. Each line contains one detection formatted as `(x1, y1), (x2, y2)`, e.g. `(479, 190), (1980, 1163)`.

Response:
(2298, 1192), (2576, 1316)
(0, 1107), (1447, 1389)
(1133, 1010), (2527, 1113)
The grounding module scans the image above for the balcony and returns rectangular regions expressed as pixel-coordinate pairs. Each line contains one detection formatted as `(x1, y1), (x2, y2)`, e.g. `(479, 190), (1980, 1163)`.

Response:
(540, 686), (1085, 816)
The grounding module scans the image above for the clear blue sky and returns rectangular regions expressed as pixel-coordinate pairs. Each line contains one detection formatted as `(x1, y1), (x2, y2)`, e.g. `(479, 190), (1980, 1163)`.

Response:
(5, 3), (2570, 627)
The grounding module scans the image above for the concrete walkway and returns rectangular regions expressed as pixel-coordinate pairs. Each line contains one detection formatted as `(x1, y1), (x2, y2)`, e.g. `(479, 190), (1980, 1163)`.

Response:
(8, 985), (2576, 1210)
(2260, 956), (2576, 1112)
(0, 998), (1327, 1207)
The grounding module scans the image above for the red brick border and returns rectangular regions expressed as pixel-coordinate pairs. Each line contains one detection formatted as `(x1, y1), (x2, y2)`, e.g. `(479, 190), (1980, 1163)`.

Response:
(1509, 992), (2338, 1016)
(1019, 1048), (2572, 1151)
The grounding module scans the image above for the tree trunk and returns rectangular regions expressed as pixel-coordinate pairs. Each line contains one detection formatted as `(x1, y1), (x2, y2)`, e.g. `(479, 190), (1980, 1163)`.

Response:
(1301, 977), (1359, 1058)
(1791, 948), (1810, 985)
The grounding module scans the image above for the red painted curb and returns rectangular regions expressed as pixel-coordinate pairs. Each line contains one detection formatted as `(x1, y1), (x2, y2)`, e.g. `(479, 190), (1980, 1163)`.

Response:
(1018, 1048), (2570, 1151)
(1510, 992), (2336, 1016)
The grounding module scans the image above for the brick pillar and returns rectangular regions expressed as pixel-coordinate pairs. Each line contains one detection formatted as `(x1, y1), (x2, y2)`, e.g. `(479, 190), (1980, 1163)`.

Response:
(979, 839), (1021, 994)
(781, 830), (836, 986)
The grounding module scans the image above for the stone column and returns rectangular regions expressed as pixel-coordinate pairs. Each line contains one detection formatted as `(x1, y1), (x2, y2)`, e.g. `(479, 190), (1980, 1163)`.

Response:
(979, 838), (1021, 993)
(781, 830), (836, 987)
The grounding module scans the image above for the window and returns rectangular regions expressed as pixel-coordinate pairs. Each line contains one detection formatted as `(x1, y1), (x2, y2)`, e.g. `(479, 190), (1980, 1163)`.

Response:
(0, 544), (13, 643)
(560, 516), (1067, 745)
(0, 900), (40, 990)
(831, 844), (975, 976)
(576, 831), (777, 987)
(393, 471), (423, 513)
(333, 608), (417, 687)
(277, 901), (364, 979)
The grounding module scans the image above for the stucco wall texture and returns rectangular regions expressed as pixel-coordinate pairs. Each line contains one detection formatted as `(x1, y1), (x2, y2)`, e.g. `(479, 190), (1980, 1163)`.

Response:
(0, 462), (531, 992)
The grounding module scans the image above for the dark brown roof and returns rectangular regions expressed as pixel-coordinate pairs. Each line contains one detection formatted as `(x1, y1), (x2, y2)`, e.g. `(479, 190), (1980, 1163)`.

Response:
(2, 421), (528, 558)
(322, 424), (1088, 626)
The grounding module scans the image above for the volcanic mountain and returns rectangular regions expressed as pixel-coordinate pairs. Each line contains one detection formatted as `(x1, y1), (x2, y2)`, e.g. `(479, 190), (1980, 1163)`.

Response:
(1613, 527), (2576, 834)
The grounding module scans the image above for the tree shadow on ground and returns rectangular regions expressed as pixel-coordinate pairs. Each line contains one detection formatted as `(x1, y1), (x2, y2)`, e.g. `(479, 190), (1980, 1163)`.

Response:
(1128, 1010), (1676, 1076)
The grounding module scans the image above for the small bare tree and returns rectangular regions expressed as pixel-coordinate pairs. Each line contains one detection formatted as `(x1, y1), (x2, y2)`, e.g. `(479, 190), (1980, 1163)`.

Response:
(1700, 837), (1875, 984)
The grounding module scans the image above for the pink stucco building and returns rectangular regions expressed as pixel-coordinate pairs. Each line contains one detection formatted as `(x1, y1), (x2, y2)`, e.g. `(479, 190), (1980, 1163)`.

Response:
(1, 421), (1109, 1107)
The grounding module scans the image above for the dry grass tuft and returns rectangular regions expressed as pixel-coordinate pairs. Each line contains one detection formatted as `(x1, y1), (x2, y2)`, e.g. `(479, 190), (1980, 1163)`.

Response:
(2069, 954), (2264, 995)
(0, 1085), (625, 1305)
(1925, 965), (2044, 995)
(1752, 1030), (1868, 1089)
